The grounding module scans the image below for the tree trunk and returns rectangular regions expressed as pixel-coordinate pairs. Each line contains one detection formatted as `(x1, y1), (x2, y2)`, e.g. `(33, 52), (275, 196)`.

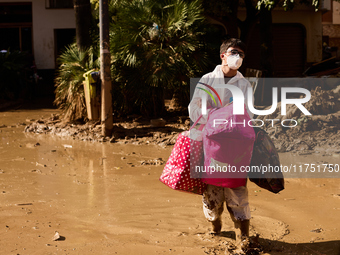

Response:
(152, 86), (165, 117)
(224, 0), (239, 38)
(74, 0), (92, 50)
(259, 6), (274, 77)
(239, 0), (258, 45)
(202, 0), (239, 38)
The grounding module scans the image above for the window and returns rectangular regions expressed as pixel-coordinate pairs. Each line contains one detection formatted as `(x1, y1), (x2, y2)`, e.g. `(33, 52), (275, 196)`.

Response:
(0, 27), (32, 53)
(46, 0), (73, 9)
(0, 3), (32, 53)
(0, 3), (32, 23)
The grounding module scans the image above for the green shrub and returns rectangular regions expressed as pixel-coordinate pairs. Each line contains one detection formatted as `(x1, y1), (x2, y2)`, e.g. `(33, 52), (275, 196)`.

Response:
(54, 44), (100, 121)
(0, 50), (31, 99)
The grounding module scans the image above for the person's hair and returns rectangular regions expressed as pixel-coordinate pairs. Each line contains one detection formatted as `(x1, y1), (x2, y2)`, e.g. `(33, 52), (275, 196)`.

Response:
(220, 38), (246, 56)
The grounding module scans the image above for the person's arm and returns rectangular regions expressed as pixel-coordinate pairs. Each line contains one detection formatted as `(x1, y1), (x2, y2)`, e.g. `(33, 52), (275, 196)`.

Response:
(188, 77), (213, 124)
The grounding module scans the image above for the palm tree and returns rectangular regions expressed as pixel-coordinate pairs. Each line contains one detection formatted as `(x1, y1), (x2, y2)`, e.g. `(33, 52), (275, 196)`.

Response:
(110, 0), (211, 117)
(74, 0), (92, 50)
(54, 44), (100, 121)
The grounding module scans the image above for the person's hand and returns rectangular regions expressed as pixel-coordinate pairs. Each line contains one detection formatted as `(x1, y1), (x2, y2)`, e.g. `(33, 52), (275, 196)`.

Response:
(197, 98), (202, 108)
(195, 98), (212, 109)
(223, 102), (233, 107)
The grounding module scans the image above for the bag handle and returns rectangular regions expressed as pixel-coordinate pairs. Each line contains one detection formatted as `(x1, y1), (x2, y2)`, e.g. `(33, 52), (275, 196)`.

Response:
(189, 115), (203, 131)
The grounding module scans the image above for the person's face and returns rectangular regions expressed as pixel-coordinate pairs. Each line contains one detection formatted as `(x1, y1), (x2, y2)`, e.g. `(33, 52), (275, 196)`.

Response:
(221, 47), (245, 63)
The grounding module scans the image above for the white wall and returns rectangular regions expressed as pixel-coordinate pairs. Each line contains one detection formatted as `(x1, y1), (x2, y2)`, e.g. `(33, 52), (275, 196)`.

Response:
(32, 0), (75, 69)
(0, 0), (75, 69)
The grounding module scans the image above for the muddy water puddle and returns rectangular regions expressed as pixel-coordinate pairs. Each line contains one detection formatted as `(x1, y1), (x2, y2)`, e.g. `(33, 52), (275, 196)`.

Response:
(1, 109), (339, 254)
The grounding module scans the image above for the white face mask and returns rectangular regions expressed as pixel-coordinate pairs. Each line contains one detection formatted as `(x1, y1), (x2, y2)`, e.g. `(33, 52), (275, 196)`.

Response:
(227, 55), (243, 70)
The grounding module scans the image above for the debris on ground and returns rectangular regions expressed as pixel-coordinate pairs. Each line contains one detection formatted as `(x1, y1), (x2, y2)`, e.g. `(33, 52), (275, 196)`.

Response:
(310, 228), (323, 233)
(52, 231), (61, 241)
(52, 231), (65, 241)
(139, 158), (165, 166)
(25, 114), (188, 146)
(256, 86), (340, 154)
(24, 86), (339, 154)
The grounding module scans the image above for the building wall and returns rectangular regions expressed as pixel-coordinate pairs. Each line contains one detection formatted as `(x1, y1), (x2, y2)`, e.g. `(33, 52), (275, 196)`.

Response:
(321, 1), (340, 58)
(273, 11), (323, 63)
(32, 0), (75, 69)
(1, 2), (323, 68)
(0, 0), (75, 69)
(333, 1), (340, 24)
(238, 10), (323, 63)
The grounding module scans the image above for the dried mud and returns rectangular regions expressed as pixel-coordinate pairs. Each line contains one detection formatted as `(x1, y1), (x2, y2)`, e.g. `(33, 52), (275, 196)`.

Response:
(22, 86), (340, 157)
(0, 106), (339, 254)
(258, 86), (340, 156)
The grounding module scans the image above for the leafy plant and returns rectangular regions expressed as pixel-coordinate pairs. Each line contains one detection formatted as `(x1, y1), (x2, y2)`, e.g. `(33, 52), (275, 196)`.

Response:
(55, 0), (214, 119)
(0, 50), (30, 99)
(110, 0), (212, 117)
(54, 44), (99, 121)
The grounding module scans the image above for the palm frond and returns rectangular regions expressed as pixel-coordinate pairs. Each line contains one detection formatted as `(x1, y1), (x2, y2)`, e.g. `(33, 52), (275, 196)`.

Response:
(54, 44), (100, 121)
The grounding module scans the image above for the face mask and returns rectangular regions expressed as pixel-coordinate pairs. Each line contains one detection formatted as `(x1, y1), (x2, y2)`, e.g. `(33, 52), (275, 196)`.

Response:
(227, 55), (243, 70)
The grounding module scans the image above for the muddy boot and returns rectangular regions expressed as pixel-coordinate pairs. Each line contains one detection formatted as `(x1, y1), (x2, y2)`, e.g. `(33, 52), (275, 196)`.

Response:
(232, 220), (250, 254)
(236, 221), (263, 255)
(239, 219), (250, 238)
(226, 207), (249, 242)
(249, 234), (263, 253)
(238, 220), (250, 247)
(211, 218), (222, 234)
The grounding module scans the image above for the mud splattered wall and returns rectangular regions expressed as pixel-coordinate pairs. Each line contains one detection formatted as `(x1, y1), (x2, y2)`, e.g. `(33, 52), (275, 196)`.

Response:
(32, 0), (75, 69)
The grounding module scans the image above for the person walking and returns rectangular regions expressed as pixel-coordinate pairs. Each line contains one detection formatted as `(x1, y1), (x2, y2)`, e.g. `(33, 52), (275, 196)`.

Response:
(189, 38), (256, 253)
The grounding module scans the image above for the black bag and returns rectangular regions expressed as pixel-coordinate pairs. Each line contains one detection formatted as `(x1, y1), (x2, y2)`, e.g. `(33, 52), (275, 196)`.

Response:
(248, 128), (284, 193)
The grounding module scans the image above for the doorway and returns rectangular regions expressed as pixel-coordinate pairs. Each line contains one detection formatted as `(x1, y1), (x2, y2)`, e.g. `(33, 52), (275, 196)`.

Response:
(54, 28), (76, 65)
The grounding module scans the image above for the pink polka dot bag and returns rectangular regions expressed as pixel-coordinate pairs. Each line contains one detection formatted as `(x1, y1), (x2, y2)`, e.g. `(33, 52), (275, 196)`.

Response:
(159, 117), (207, 195)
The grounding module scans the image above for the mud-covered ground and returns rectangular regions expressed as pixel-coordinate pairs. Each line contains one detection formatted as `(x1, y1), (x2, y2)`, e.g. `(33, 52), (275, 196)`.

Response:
(23, 86), (340, 156)
(259, 86), (340, 156)
(1, 108), (340, 254)
(22, 111), (340, 155)
(24, 113), (189, 147)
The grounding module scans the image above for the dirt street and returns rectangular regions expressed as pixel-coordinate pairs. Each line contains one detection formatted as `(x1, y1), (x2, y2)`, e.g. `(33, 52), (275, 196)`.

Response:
(0, 108), (339, 255)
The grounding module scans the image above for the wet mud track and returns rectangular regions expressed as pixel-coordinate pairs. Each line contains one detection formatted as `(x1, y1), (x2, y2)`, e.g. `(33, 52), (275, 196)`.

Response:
(0, 109), (339, 254)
